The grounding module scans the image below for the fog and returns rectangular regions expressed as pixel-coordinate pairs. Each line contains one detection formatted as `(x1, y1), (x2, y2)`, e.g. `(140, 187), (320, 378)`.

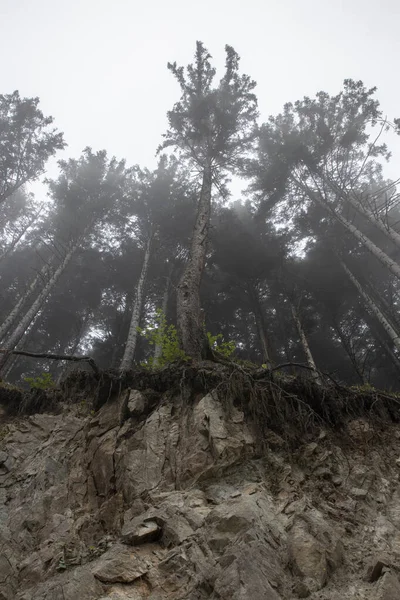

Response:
(1, 0), (400, 389)
(2, 0), (399, 189)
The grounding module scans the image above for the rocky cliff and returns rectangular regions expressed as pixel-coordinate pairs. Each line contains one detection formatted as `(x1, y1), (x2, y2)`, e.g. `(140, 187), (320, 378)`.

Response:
(1, 364), (400, 600)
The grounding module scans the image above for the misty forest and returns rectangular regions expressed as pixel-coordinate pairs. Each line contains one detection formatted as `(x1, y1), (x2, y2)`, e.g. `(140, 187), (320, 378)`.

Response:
(2, 41), (400, 391)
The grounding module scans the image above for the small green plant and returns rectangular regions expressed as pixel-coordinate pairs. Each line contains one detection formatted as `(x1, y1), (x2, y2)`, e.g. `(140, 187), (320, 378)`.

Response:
(139, 311), (236, 368)
(138, 309), (188, 369)
(139, 311), (236, 369)
(24, 372), (55, 390)
(207, 332), (236, 359)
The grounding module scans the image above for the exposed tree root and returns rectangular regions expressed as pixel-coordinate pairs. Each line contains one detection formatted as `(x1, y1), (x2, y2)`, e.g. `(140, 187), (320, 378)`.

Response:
(2, 361), (400, 445)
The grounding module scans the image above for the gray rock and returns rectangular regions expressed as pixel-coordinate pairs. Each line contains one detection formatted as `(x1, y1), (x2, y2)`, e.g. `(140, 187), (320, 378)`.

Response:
(92, 543), (150, 583)
(365, 559), (386, 582)
(0, 450), (13, 473)
(374, 572), (400, 599)
(127, 390), (146, 417)
(17, 566), (104, 600)
(214, 540), (283, 599)
(89, 429), (117, 501)
(288, 520), (328, 591)
(122, 519), (162, 546)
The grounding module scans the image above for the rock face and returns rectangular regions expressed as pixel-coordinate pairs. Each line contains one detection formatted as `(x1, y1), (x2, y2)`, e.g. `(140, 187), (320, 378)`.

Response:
(1, 378), (400, 599)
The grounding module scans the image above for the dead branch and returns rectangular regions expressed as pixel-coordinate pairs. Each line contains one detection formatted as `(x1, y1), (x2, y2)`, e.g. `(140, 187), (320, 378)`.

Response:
(0, 349), (100, 375)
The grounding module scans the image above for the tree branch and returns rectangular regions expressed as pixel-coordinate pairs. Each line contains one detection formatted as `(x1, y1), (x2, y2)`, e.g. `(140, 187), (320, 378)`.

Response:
(0, 349), (100, 375)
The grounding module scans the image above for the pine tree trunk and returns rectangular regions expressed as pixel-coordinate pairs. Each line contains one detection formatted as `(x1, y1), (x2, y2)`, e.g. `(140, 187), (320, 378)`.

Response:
(293, 176), (400, 281)
(110, 293), (132, 368)
(361, 309), (400, 377)
(0, 264), (51, 342)
(289, 301), (322, 384)
(153, 264), (173, 367)
(1, 353), (18, 380)
(348, 194), (400, 249)
(280, 315), (293, 364)
(55, 310), (91, 383)
(248, 285), (272, 366)
(340, 259), (400, 354)
(0, 243), (78, 373)
(317, 172), (400, 250)
(365, 282), (400, 330)
(120, 234), (153, 371)
(320, 195), (400, 279)
(1, 305), (47, 380)
(0, 204), (44, 264)
(176, 164), (213, 360)
(330, 319), (366, 384)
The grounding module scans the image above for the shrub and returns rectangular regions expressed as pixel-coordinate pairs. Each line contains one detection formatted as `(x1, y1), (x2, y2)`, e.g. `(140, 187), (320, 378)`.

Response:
(207, 332), (236, 359)
(24, 372), (56, 390)
(138, 309), (188, 369)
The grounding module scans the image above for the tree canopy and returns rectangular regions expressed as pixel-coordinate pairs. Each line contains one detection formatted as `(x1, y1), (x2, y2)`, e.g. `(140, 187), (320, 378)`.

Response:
(1, 42), (400, 391)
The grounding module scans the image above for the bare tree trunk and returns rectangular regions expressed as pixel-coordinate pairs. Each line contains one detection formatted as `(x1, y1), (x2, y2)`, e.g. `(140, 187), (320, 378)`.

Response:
(289, 300), (322, 385)
(176, 164), (213, 360)
(153, 263), (173, 367)
(0, 242), (79, 373)
(293, 176), (400, 281)
(120, 234), (153, 371)
(340, 259), (400, 354)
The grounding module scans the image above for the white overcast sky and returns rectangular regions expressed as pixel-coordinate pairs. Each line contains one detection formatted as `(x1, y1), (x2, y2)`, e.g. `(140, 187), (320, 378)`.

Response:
(1, 0), (399, 198)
